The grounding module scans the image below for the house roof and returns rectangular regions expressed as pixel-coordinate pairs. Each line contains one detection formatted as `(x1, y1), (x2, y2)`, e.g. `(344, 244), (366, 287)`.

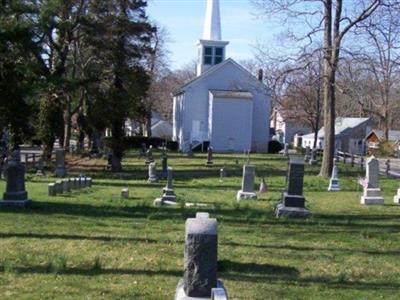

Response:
(173, 58), (269, 96)
(302, 117), (371, 140)
(366, 130), (400, 142)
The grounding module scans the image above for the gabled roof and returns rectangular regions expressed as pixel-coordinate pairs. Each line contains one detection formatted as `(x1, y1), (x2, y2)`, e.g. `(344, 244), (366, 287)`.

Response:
(173, 58), (269, 96)
(303, 117), (371, 139)
(366, 130), (400, 142)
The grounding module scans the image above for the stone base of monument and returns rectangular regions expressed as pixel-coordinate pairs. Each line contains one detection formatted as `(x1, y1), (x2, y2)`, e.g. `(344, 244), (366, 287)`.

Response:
(55, 167), (66, 177)
(154, 198), (178, 206)
(275, 202), (310, 218)
(361, 188), (384, 205)
(148, 176), (158, 183)
(0, 199), (31, 207)
(174, 279), (227, 300)
(236, 190), (257, 201)
(328, 179), (340, 191)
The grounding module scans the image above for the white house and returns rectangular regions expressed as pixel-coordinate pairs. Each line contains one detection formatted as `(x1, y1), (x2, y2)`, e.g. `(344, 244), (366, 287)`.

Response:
(270, 108), (312, 146)
(301, 117), (372, 155)
(172, 0), (271, 152)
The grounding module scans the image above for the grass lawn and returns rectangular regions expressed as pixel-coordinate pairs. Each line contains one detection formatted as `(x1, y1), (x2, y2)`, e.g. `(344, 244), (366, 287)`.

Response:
(0, 151), (400, 299)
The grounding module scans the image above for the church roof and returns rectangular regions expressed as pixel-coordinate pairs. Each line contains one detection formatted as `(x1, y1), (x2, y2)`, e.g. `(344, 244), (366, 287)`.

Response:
(173, 58), (269, 96)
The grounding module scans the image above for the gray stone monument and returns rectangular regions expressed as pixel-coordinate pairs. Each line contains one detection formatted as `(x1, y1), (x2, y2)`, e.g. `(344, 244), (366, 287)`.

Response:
(35, 159), (44, 176)
(206, 146), (213, 166)
(276, 155), (309, 218)
(87, 177), (92, 187)
(309, 149), (317, 165)
(161, 155), (168, 180)
(55, 180), (63, 194)
(48, 183), (56, 196)
(1, 151), (31, 207)
(393, 188), (400, 204)
(211, 288), (228, 300)
(62, 179), (71, 193)
(154, 167), (177, 206)
(328, 163), (340, 191)
(145, 146), (154, 165)
(174, 214), (227, 300)
(236, 165), (257, 200)
(55, 149), (66, 177)
(219, 168), (225, 182)
(148, 162), (158, 183)
(361, 156), (384, 205)
(121, 188), (129, 199)
(304, 146), (311, 160)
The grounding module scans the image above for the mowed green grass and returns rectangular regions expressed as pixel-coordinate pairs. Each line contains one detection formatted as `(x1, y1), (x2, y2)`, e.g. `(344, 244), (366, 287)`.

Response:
(0, 151), (400, 300)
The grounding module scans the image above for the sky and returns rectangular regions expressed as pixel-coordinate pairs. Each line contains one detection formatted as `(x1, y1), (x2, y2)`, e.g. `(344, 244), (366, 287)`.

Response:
(147, 0), (277, 70)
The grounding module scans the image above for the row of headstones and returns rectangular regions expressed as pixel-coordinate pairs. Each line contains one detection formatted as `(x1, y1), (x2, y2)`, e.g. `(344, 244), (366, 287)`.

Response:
(48, 176), (92, 196)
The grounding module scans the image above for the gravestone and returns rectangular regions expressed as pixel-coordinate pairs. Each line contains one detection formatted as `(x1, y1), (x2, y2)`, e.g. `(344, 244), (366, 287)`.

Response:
(211, 288), (228, 300)
(174, 214), (227, 300)
(48, 183), (56, 196)
(276, 155), (309, 217)
(328, 163), (340, 191)
(259, 177), (267, 193)
(55, 149), (66, 177)
(236, 165), (257, 200)
(145, 146), (154, 165)
(87, 177), (92, 187)
(55, 180), (63, 194)
(62, 179), (71, 193)
(219, 168), (225, 182)
(304, 146), (311, 160)
(35, 159), (44, 176)
(80, 176), (87, 188)
(1, 151), (31, 207)
(393, 188), (400, 204)
(121, 188), (129, 199)
(154, 167), (177, 206)
(206, 146), (213, 166)
(148, 162), (158, 183)
(161, 155), (168, 180)
(309, 149), (317, 165)
(361, 156), (384, 205)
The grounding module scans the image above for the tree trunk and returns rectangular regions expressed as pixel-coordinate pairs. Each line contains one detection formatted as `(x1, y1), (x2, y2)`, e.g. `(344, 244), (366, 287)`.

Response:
(63, 99), (71, 151)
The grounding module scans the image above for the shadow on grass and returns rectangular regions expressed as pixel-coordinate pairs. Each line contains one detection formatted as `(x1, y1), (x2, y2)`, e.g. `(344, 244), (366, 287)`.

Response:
(221, 241), (400, 257)
(0, 264), (181, 277)
(0, 232), (158, 243)
(219, 259), (299, 277)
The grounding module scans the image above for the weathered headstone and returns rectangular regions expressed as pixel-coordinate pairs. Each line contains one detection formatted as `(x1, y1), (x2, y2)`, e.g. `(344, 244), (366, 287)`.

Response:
(35, 159), (44, 176)
(121, 188), (129, 199)
(154, 167), (177, 206)
(48, 183), (56, 196)
(86, 177), (92, 187)
(211, 288), (228, 300)
(55, 149), (66, 177)
(62, 179), (71, 193)
(145, 146), (154, 165)
(174, 214), (227, 300)
(148, 162), (158, 183)
(305, 146), (311, 160)
(206, 146), (213, 166)
(276, 155), (309, 217)
(236, 165), (257, 200)
(361, 156), (384, 205)
(55, 180), (63, 194)
(309, 149), (317, 165)
(1, 151), (30, 207)
(161, 155), (168, 180)
(219, 168), (225, 182)
(328, 163), (340, 191)
(393, 188), (400, 204)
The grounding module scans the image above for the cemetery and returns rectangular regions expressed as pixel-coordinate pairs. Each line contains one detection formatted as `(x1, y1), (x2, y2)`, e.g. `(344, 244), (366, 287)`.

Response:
(1, 149), (400, 299)
(2, 0), (400, 299)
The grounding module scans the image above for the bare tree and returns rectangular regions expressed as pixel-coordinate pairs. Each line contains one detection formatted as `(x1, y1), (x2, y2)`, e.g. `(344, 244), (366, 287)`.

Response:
(252, 0), (387, 176)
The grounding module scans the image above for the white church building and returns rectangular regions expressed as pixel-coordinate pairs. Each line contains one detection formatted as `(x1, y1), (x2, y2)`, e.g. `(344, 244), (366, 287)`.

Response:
(172, 0), (271, 152)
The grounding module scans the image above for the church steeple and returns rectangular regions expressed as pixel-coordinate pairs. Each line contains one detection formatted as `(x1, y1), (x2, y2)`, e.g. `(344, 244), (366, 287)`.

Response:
(203, 0), (221, 40)
(196, 0), (229, 76)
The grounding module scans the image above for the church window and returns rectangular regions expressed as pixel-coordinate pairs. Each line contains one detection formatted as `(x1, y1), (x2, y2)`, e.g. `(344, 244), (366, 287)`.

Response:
(204, 46), (213, 65)
(215, 47), (223, 64)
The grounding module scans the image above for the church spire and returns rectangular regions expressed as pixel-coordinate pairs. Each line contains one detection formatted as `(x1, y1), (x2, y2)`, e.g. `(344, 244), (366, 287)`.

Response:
(203, 0), (221, 41)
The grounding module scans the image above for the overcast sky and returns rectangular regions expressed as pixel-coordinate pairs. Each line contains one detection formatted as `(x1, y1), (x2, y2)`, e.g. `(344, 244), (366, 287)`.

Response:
(147, 0), (279, 70)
